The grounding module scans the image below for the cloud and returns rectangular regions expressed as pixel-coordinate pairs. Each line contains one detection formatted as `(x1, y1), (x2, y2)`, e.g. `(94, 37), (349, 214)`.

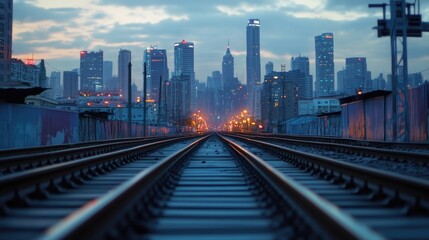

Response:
(217, 4), (271, 16)
(24, 0), (99, 9)
(87, 40), (148, 50)
(217, 0), (368, 22)
(287, 10), (369, 21)
(12, 0), (429, 86)
(13, 47), (83, 60)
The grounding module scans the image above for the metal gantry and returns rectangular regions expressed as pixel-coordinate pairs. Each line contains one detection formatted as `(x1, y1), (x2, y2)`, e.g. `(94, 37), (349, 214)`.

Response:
(369, 0), (429, 142)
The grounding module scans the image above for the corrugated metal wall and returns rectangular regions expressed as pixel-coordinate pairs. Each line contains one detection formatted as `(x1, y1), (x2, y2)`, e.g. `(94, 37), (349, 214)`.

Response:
(0, 103), (177, 150)
(286, 115), (341, 137)
(285, 84), (428, 142)
(0, 103), (79, 149)
(341, 84), (428, 142)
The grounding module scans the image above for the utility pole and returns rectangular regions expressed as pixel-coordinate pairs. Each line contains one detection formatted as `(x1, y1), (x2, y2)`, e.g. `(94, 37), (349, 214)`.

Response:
(369, 0), (428, 142)
(143, 63), (147, 137)
(157, 75), (163, 127)
(128, 62), (132, 138)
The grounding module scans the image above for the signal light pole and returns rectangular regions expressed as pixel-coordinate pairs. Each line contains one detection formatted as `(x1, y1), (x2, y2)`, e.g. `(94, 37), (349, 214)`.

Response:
(369, 0), (429, 142)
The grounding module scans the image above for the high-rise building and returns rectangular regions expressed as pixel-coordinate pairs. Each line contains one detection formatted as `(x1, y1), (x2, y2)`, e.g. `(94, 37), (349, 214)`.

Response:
(174, 40), (194, 78)
(246, 19), (261, 114)
(103, 61), (113, 92)
(49, 71), (61, 99)
(262, 71), (300, 132)
(408, 72), (423, 88)
(291, 55), (313, 99)
(345, 57), (368, 95)
(337, 68), (346, 93)
(63, 69), (79, 99)
(315, 33), (334, 97)
(118, 49), (131, 100)
(174, 40), (195, 112)
(222, 44), (234, 91)
(144, 47), (169, 102)
(265, 61), (273, 76)
(0, 0), (12, 82)
(373, 73), (386, 90)
(222, 44), (237, 119)
(80, 50), (103, 94)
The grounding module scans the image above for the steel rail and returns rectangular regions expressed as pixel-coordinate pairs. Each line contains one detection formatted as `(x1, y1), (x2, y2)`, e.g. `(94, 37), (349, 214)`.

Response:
(219, 134), (384, 240)
(0, 134), (190, 158)
(235, 132), (429, 150)
(0, 135), (175, 173)
(229, 132), (429, 163)
(227, 134), (429, 201)
(0, 136), (196, 196)
(40, 135), (210, 240)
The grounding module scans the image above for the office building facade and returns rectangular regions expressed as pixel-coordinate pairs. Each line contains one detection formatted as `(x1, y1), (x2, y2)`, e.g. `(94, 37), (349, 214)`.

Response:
(291, 55), (313, 99)
(63, 70), (79, 99)
(174, 40), (195, 112)
(222, 45), (234, 91)
(0, 0), (12, 81)
(144, 47), (169, 102)
(118, 49), (131, 100)
(345, 57), (367, 95)
(80, 50), (103, 94)
(315, 33), (334, 97)
(246, 19), (261, 114)
(103, 61), (114, 92)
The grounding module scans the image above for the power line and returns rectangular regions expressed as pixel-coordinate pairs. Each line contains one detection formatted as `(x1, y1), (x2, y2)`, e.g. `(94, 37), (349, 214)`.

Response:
(417, 67), (429, 73)
(45, 61), (62, 72)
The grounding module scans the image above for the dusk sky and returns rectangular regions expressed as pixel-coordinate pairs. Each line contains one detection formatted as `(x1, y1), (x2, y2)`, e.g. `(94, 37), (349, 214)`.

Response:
(12, 0), (429, 89)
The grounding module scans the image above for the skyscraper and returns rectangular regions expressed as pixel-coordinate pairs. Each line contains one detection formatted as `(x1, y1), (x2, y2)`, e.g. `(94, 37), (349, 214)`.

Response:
(222, 44), (234, 91)
(345, 57), (367, 95)
(337, 68), (346, 93)
(174, 40), (194, 79)
(144, 47), (169, 102)
(118, 49), (131, 100)
(0, 0), (12, 82)
(63, 70), (78, 99)
(265, 61), (273, 76)
(246, 19), (261, 114)
(291, 55), (313, 99)
(315, 33), (334, 97)
(103, 61), (113, 92)
(174, 40), (195, 112)
(80, 50), (103, 94)
(49, 71), (61, 99)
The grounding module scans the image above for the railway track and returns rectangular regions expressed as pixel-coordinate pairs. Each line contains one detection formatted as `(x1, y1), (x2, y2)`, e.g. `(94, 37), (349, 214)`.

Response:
(0, 135), (201, 239)
(229, 132), (429, 179)
(1, 133), (427, 239)
(0, 135), (189, 176)
(239, 133), (429, 153)
(0, 133), (382, 239)
(223, 133), (429, 239)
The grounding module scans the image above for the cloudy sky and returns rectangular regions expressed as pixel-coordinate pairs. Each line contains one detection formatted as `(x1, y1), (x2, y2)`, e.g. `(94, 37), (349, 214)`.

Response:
(12, 0), (429, 89)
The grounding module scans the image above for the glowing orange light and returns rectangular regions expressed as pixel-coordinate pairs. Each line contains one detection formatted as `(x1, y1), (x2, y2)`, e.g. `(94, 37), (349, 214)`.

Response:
(25, 59), (35, 65)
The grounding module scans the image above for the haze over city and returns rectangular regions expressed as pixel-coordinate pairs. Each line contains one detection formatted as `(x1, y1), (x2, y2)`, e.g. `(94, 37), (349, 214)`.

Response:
(12, 0), (429, 88)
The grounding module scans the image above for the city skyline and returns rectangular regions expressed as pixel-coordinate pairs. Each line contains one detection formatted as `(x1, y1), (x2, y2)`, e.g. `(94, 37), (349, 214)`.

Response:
(12, 0), (429, 89)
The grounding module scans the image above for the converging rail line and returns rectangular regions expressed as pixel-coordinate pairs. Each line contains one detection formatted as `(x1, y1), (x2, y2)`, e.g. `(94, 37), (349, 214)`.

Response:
(242, 133), (429, 153)
(231, 132), (429, 179)
(0, 135), (189, 176)
(224, 132), (429, 239)
(0, 133), (428, 239)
